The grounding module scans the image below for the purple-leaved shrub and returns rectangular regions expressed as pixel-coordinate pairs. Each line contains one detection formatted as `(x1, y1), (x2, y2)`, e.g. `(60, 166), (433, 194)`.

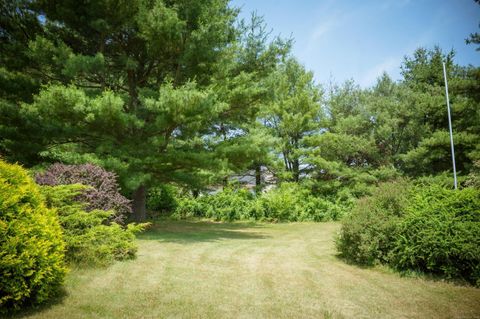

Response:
(36, 163), (131, 223)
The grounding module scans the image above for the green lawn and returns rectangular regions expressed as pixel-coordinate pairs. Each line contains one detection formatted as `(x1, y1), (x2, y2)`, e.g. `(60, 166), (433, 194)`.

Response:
(10, 221), (480, 319)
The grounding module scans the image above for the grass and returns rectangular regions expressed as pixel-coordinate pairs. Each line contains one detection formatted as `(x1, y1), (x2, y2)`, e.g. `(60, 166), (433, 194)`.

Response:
(8, 220), (480, 319)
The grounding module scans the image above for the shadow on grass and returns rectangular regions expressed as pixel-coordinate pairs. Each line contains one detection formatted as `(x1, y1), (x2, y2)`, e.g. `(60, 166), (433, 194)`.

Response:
(3, 288), (68, 319)
(333, 253), (375, 270)
(138, 219), (269, 243)
(333, 252), (477, 287)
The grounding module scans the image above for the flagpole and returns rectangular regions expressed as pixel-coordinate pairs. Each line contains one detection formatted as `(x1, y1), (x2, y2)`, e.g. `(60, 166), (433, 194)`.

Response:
(442, 61), (457, 190)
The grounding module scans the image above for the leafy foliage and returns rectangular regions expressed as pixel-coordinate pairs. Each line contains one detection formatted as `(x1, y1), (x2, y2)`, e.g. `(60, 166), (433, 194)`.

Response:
(202, 187), (256, 221)
(36, 163), (131, 224)
(336, 180), (411, 265)
(40, 184), (148, 267)
(391, 185), (480, 285)
(173, 187), (254, 221)
(174, 196), (207, 220)
(256, 183), (347, 222)
(337, 180), (480, 286)
(0, 160), (66, 311)
(146, 185), (178, 217)
(173, 183), (348, 222)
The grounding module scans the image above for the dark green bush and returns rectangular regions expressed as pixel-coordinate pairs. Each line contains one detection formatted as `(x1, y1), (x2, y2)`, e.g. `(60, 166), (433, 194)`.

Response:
(391, 185), (480, 285)
(336, 180), (411, 265)
(40, 184), (147, 266)
(0, 160), (66, 311)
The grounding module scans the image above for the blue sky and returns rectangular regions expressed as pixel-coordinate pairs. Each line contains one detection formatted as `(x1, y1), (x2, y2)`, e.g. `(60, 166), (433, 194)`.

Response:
(230, 0), (480, 87)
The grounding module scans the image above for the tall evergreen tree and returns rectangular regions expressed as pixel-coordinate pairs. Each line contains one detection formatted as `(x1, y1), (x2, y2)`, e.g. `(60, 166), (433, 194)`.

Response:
(1, 0), (244, 220)
(399, 47), (480, 175)
(262, 58), (323, 182)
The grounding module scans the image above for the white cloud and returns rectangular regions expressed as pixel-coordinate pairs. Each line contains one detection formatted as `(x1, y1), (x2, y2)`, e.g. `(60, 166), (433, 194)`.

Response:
(310, 19), (336, 41)
(360, 57), (402, 87)
(309, 10), (351, 43)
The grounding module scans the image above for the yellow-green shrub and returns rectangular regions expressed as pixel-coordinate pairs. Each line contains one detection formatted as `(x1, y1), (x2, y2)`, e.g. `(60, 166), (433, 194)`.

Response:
(0, 160), (66, 312)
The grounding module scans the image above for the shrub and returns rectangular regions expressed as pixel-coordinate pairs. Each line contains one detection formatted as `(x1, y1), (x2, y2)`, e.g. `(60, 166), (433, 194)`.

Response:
(40, 184), (147, 266)
(336, 179), (411, 265)
(173, 196), (206, 219)
(172, 184), (348, 222)
(146, 185), (178, 217)
(257, 183), (306, 222)
(259, 183), (349, 222)
(172, 188), (253, 221)
(391, 185), (480, 285)
(36, 163), (131, 223)
(337, 179), (480, 286)
(0, 160), (66, 311)
(202, 187), (255, 221)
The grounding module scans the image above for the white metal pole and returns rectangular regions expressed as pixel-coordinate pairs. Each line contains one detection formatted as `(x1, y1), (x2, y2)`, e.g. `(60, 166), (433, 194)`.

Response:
(442, 62), (457, 189)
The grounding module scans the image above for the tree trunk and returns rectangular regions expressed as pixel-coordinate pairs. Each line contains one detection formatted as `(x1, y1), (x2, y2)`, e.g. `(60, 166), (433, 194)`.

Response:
(255, 164), (262, 194)
(132, 184), (147, 222)
(292, 159), (300, 182)
(222, 176), (228, 190)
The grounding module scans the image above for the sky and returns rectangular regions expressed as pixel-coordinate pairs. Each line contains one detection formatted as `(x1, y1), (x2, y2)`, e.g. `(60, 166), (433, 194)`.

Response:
(230, 0), (480, 87)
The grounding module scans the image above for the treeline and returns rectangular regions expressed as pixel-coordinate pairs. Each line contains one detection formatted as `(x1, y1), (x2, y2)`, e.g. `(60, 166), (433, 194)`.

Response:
(1, 1), (479, 222)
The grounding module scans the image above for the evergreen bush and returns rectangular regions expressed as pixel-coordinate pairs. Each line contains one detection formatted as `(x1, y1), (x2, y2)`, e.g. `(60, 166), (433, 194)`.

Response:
(41, 184), (147, 266)
(0, 160), (66, 311)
